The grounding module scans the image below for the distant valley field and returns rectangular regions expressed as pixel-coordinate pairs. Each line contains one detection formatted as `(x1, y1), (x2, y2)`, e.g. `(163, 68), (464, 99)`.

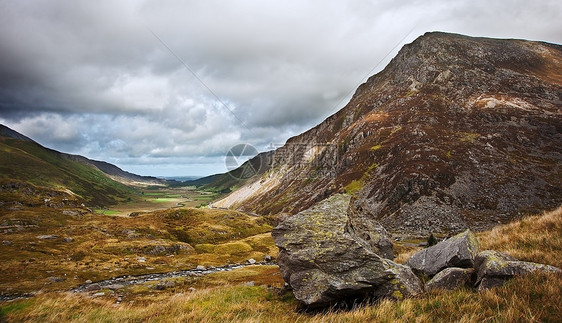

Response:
(93, 186), (220, 216)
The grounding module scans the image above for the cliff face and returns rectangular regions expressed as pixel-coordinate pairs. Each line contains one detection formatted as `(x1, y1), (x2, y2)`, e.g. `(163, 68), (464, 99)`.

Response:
(214, 32), (562, 234)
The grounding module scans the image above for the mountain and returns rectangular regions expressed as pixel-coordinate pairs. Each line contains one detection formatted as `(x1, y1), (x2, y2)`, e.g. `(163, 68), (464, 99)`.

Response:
(0, 124), (162, 205)
(213, 32), (562, 235)
(62, 153), (163, 187)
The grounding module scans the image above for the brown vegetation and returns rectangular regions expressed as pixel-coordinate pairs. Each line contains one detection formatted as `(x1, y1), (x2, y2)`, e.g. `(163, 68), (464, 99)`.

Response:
(1, 206), (560, 322)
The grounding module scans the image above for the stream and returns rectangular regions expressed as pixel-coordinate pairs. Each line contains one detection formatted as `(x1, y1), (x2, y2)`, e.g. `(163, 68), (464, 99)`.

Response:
(0, 261), (270, 302)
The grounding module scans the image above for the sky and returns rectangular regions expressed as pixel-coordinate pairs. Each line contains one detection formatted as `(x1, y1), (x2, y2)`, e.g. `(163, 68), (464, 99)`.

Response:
(1, 1), (561, 177)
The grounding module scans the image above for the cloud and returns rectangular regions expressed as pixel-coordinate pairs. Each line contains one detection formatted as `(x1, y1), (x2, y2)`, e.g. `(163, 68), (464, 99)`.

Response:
(1, 0), (561, 176)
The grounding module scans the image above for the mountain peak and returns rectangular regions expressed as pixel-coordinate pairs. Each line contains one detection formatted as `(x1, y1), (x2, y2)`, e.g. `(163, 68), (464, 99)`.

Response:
(213, 33), (562, 235)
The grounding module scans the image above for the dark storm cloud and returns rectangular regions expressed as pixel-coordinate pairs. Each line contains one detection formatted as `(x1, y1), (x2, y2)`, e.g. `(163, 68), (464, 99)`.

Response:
(0, 0), (560, 176)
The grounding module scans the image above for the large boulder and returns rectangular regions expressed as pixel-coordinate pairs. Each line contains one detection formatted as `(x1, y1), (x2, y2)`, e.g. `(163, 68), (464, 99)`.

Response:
(405, 229), (479, 277)
(347, 199), (394, 259)
(425, 267), (474, 292)
(272, 194), (423, 307)
(474, 250), (562, 290)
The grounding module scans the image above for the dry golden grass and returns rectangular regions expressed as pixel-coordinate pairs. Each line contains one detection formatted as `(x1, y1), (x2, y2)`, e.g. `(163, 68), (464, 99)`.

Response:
(2, 206), (561, 322)
(2, 272), (560, 322)
(0, 199), (275, 294)
(478, 206), (562, 267)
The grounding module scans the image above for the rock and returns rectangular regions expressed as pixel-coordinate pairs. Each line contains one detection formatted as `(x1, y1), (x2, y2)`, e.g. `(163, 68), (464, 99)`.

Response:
(62, 210), (78, 216)
(405, 229), (479, 277)
(196, 265), (206, 271)
(473, 250), (516, 271)
(2, 240), (12, 246)
(92, 292), (105, 297)
(85, 279), (93, 284)
(37, 235), (59, 240)
(122, 229), (139, 238)
(272, 194), (423, 307)
(154, 280), (176, 290)
(244, 281), (255, 286)
(264, 255), (274, 262)
(142, 243), (187, 255)
(106, 284), (125, 290)
(63, 237), (74, 243)
(136, 257), (146, 263)
(425, 267), (474, 291)
(247, 258), (256, 265)
(474, 250), (562, 290)
(188, 287), (197, 292)
(48, 276), (66, 283)
(84, 284), (101, 292)
(347, 198), (395, 259)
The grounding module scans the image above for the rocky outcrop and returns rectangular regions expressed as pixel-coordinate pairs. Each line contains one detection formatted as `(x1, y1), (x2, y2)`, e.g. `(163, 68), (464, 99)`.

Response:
(272, 195), (559, 303)
(405, 230), (480, 277)
(474, 250), (562, 290)
(408, 245), (560, 292)
(272, 194), (423, 307)
(425, 267), (474, 291)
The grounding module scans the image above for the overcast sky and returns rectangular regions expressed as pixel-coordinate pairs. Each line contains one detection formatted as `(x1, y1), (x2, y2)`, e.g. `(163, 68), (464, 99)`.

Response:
(1, 1), (561, 177)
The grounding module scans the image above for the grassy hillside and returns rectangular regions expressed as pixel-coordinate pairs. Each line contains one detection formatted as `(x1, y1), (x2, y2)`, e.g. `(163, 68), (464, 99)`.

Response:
(0, 137), (136, 206)
(1, 206), (560, 322)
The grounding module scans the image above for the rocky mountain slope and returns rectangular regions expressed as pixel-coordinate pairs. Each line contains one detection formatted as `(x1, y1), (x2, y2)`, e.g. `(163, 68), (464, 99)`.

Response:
(186, 151), (273, 193)
(214, 32), (562, 234)
(0, 124), (162, 205)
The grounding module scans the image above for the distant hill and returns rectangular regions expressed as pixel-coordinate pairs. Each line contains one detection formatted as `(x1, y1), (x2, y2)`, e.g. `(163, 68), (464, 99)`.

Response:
(62, 153), (164, 187)
(0, 124), (162, 205)
(185, 151), (273, 194)
(212, 32), (562, 234)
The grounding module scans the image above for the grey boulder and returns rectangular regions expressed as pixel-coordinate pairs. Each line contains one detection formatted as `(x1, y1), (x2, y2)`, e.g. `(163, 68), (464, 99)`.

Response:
(272, 194), (423, 307)
(474, 250), (561, 290)
(405, 229), (479, 277)
(425, 267), (474, 291)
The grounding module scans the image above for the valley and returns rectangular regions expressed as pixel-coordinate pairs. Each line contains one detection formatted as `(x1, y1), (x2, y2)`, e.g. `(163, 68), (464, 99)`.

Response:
(93, 186), (220, 216)
(1, 31), (562, 322)
(1, 185), (560, 321)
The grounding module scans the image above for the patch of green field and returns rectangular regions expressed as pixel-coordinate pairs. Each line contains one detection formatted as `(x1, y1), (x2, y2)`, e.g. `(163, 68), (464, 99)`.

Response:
(142, 192), (165, 196)
(94, 209), (121, 215)
(151, 198), (178, 203)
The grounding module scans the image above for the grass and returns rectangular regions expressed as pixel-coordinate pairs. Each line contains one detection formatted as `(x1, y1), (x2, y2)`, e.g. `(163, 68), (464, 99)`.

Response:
(477, 206), (562, 267)
(2, 273), (559, 322)
(94, 209), (121, 215)
(1, 206), (560, 322)
(344, 179), (363, 195)
(0, 138), (137, 206)
(0, 184), (275, 295)
(343, 163), (378, 195)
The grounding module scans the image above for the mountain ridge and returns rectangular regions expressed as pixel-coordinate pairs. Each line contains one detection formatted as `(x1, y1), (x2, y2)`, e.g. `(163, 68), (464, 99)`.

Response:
(0, 124), (164, 187)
